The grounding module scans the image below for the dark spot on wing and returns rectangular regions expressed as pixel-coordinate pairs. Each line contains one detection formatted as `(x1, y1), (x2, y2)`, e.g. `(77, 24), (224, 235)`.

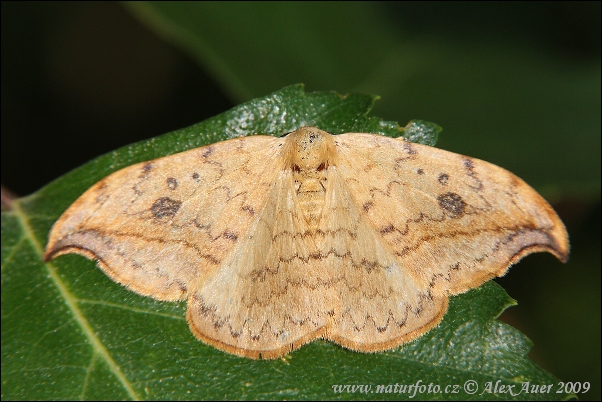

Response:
(167, 177), (178, 190)
(417, 168), (424, 175)
(151, 197), (182, 218)
(438, 173), (449, 185)
(437, 192), (466, 218)
(192, 172), (200, 181)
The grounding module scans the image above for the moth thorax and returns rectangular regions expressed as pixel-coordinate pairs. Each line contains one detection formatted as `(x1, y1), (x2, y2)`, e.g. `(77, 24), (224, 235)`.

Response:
(284, 127), (336, 227)
(283, 126), (336, 171)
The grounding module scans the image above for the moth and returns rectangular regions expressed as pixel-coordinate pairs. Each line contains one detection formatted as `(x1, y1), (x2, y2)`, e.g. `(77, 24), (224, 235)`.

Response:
(45, 126), (569, 359)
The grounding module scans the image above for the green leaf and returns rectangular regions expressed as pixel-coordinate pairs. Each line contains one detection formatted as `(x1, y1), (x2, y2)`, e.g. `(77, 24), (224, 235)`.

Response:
(2, 86), (570, 400)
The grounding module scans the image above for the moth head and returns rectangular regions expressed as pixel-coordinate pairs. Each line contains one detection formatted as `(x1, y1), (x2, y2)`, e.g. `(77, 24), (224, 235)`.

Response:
(283, 126), (337, 171)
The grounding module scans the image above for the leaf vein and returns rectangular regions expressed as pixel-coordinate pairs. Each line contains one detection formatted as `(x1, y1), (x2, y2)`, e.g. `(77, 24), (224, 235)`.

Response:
(14, 202), (141, 401)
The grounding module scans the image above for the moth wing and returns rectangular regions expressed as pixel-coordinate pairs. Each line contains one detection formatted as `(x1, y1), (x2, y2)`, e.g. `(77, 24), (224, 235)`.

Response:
(187, 169), (338, 359)
(45, 136), (284, 301)
(334, 133), (569, 297)
(317, 169), (448, 352)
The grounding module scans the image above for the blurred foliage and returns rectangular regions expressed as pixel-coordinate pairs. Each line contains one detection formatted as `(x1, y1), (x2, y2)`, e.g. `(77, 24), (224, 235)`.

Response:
(1, 1), (599, 400)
